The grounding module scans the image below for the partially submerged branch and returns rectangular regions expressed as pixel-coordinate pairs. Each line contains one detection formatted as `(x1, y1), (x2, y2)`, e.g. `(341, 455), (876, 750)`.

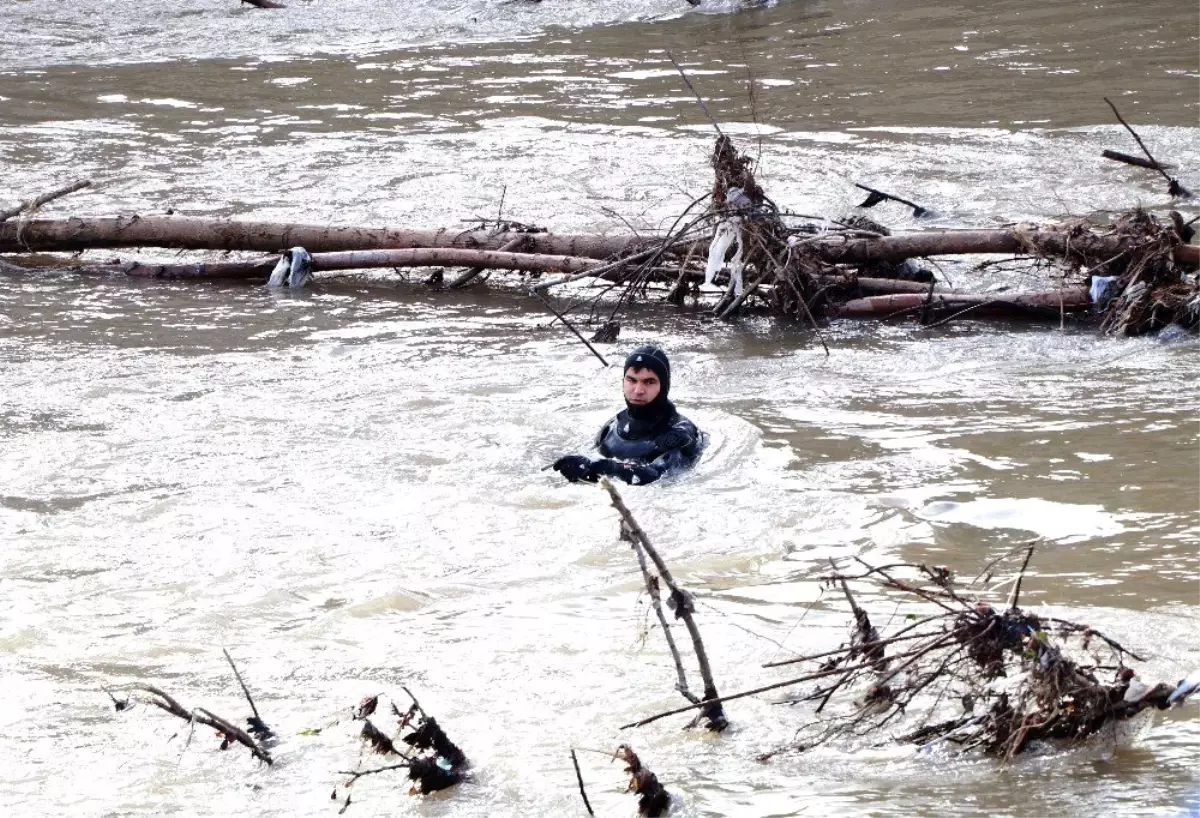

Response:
(0, 179), (91, 223)
(116, 683), (273, 765)
(601, 478), (727, 731)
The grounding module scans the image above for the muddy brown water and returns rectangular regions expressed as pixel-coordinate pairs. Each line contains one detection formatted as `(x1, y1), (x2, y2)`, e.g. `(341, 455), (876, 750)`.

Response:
(1, 1), (1197, 816)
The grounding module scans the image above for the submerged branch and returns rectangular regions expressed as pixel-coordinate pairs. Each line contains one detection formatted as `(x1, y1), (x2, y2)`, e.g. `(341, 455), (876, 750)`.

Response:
(601, 478), (726, 730)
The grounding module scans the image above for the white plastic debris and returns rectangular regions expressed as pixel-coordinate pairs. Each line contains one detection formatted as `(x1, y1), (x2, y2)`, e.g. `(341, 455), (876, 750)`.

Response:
(266, 246), (314, 288)
(704, 217), (745, 297)
(1168, 671), (1200, 706)
(725, 186), (753, 213)
(287, 247), (312, 288)
(1089, 275), (1119, 305)
(1122, 677), (1149, 703)
(267, 254), (291, 288)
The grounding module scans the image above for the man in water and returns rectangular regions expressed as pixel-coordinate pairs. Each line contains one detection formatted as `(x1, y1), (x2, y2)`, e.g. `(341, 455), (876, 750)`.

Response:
(552, 345), (703, 485)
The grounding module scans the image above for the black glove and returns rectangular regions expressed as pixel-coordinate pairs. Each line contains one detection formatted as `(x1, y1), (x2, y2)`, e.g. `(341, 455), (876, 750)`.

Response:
(552, 455), (597, 483)
(591, 458), (661, 486)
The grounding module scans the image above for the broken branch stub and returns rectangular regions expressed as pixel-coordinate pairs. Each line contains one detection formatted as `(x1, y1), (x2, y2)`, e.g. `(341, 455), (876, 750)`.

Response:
(616, 745), (672, 818)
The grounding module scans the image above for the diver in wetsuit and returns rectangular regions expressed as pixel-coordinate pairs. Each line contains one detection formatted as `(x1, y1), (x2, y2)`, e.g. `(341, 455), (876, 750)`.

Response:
(551, 345), (702, 486)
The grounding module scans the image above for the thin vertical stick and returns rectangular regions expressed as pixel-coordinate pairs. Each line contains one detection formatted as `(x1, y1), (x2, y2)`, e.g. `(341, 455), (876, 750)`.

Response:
(1007, 544), (1036, 611)
(222, 647), (262, 723)
(570, 749), (596, 816)
(530, 289), (610, 367)
(667, 52), (723, 136)
(631, 528), (698, 703)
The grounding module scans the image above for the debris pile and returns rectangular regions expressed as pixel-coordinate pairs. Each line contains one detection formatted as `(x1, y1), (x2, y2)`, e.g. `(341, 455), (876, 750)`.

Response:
(750, 548), (1200, 760)
(332, 688), (468, 813)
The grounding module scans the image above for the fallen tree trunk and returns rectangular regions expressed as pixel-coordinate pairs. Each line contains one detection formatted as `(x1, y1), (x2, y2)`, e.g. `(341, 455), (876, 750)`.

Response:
(837, 287), (1091, 317)
(0, 216), (653, 259)
(817, 274), (940, 295)
(95, 247), (606, 280)
(69, 249), (943, 296)
(6, 217), (1195, 266)
(813, 229), (1200, 266)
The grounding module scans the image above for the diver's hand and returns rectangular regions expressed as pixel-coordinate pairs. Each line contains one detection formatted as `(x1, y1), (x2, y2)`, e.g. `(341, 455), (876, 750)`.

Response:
(552, 455), (597, 483)
(591, 458), (662, 486)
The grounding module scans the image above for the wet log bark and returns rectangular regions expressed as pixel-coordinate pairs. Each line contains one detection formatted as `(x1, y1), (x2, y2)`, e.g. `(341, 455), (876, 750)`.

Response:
(6, 217), (1196, 266)
(0, 216), (653, 259)
(837, 287), (1091, 317)
(98, 247), (605, 280)
(813, 229), (1200, 266)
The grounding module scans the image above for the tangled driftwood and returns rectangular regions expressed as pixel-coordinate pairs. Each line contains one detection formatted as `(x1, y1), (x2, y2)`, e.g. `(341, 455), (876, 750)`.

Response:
(624, 548), (1198, 761)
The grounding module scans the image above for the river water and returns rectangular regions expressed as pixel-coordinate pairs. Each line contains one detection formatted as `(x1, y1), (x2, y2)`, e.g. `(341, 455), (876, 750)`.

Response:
(1, 1), (1197, 816)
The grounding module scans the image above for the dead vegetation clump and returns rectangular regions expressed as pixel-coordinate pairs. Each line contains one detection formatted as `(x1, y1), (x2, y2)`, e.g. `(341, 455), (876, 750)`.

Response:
(752, 548), (1199, 760)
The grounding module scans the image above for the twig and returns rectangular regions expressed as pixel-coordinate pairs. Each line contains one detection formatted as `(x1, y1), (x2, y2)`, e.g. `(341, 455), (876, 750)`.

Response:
(0, 179), (91, 223)
(1045, 618), (1145, 663)
(570, 749), (595, 816)
(338, 762), (411, 784)
(222, 647), (263, 725)
(1103, 98), (1172, 183)
(968, 541), (1040, 587)
(621, 651), (930, 729)
(755, 238), (830, 356)
(120, 684), (273, 764)
(764, 633), (923, 668)
(601, 478), (726, 729)
(667, 52), (723, 136)
(400, 685), (427, 720)
(1104, 97), (1191, 196)
(1007, 544), (1036, 611)
(530, 290), (610, 367)
(531, 242), (681, 293)
(195, 708), (275, 765)
(854, 183), (929, 218)
(1102, 149), (1174, 172)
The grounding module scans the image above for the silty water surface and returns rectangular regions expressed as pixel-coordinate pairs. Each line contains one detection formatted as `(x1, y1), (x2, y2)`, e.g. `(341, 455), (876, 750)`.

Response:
(0, 1), (1197, 816)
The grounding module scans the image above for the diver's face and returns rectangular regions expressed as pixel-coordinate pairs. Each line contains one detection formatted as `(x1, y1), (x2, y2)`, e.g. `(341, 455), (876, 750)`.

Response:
(623, 367), (661, 406)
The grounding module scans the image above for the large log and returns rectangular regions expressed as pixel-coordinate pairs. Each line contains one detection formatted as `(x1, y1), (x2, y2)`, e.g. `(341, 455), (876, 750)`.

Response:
(837, 287), (1091, 318)
(5, 216), (1195, 267)
(83, 251), (947, 296)
(815, 229), (1200, 266)
(94, 247), (606, 280)
(0, 216), (653, 259)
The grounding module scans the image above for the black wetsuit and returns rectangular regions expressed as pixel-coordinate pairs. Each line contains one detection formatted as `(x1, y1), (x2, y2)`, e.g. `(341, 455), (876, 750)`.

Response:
(592, 405), (702, 485)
